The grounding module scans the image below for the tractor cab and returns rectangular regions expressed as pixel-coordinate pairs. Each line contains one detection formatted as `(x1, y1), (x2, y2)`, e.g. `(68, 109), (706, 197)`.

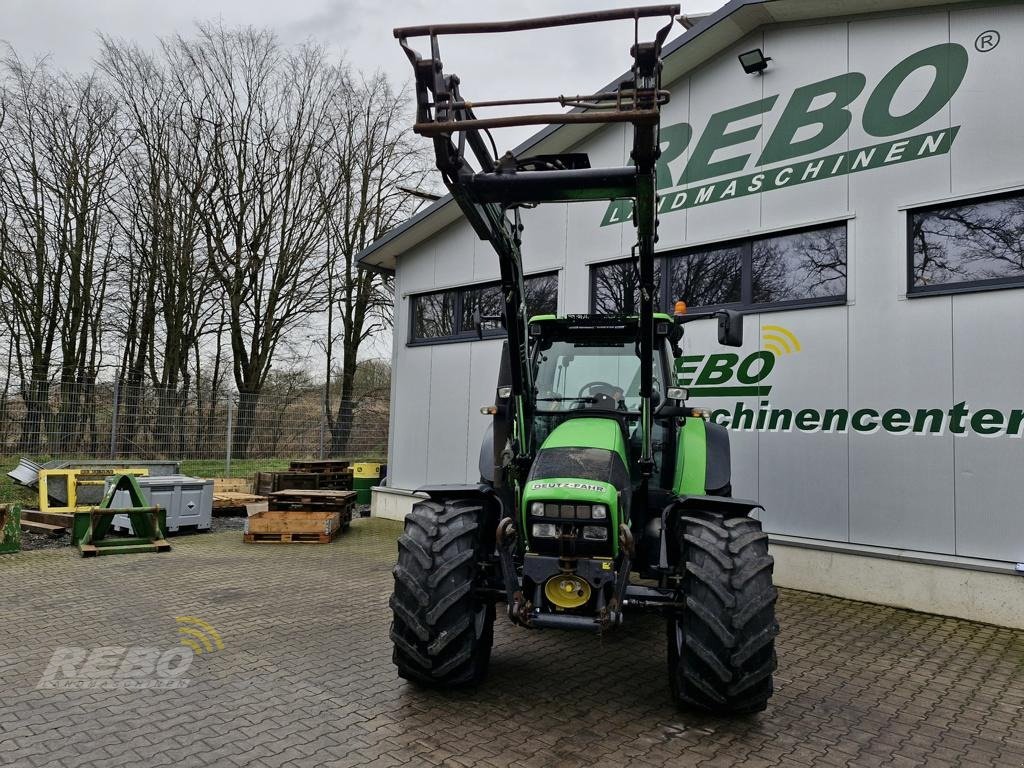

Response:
(528, 314), (674, 454)
(522, 313), (684, 564)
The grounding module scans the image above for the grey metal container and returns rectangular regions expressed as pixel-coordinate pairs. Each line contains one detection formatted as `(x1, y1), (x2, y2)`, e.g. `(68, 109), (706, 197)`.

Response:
(107, 475), (213, 534)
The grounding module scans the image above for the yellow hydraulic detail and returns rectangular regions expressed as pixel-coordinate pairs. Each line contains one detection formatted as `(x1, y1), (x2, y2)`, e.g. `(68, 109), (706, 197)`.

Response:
(544, 574), (592, 609)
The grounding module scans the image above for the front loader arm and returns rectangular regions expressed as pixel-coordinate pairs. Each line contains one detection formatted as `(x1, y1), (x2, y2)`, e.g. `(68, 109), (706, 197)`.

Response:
(395, 5), (679, 475)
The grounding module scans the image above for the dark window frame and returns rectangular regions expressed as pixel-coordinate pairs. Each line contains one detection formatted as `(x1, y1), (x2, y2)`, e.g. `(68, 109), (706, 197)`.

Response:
(906, 189), (1024, 298)
(590, 221), (849, 315)
(407, 271), (559, 346)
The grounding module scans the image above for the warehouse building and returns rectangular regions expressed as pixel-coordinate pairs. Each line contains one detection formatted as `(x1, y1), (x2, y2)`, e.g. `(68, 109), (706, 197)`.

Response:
(358, 0), (1024, 627)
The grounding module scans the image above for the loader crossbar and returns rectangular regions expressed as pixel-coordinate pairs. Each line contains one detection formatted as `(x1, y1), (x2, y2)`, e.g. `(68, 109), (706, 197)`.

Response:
(395, 5), (680, 489)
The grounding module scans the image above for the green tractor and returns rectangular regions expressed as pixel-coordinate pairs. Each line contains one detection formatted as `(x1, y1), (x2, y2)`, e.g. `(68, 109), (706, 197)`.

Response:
(389, 5), (778, 714)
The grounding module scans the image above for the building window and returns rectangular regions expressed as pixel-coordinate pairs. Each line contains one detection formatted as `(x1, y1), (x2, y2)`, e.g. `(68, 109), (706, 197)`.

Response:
(671, 245), (743, 308)
(751, 225), (847, 306)
(590, 222), (847, 313)
(410, 272), (559, 343)
(908, 191), (1024, 296)
(592, 259), (662, 314)
(412, 290), (456, 339)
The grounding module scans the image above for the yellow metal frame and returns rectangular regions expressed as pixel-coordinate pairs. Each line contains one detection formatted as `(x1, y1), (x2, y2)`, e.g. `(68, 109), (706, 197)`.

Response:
(38, 467), (150, 513)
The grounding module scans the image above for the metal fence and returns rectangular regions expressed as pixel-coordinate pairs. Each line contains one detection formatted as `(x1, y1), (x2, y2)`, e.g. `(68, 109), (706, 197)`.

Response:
(0, 380), (388, 475)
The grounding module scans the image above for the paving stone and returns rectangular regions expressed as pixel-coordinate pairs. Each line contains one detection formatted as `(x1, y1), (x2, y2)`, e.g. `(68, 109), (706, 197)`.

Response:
(2, 519), (1023, 768)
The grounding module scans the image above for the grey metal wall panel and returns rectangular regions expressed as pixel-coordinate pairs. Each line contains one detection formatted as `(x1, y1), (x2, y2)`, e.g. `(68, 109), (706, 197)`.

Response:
(950, 6), (1024, 196)
(678, 32), (765, 245)
(519, 204), (569, 273)
(397, 236), (437, 294)
(424, 344), (472, 483)
(390, 346), (432, 490)
(755, 307), (851, 542)
(952, 291), (1024, 561)
(568, 124), (627, 270)
(430, 220), (478, 289)
(759, 23), (851, 231)
(847, 291), (956, 552)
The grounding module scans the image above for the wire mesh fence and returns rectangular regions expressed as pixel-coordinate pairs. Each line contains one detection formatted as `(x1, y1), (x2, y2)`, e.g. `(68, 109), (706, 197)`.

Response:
(0, 380), (388, 478)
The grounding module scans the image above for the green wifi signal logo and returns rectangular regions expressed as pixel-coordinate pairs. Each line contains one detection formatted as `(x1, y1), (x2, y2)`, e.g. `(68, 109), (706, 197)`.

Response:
(175, 616), (225, 655)
(761, 325), (801, 356)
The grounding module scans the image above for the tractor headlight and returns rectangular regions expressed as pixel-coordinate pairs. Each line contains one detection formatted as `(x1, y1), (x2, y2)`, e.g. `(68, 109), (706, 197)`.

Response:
(582, 526), (608, 541)
(530, 501), (545, 517)
(532, 523), (557, 539)
(591, 504), (607, 520)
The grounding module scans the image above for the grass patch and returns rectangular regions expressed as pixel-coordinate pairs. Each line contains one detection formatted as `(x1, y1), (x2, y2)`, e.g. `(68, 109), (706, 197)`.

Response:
(0, 467), (36, 506)
(179, 458), (294, 479)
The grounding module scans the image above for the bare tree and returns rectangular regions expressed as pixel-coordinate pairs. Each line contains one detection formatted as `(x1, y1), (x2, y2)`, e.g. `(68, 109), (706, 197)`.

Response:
(99, 37), (220, 456)
(321, 73), (426, 456)
(167, 24), (344, 457)
(0, 53), (124, 452)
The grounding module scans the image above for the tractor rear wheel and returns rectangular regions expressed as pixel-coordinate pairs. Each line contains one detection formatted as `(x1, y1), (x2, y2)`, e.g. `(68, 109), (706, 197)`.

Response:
(667, 512), (778, 714)
(389, 499), (494, 686)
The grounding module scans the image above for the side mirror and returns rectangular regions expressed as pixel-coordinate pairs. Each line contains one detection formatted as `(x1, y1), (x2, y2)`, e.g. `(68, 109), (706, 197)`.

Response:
(717, 309), (743, 347)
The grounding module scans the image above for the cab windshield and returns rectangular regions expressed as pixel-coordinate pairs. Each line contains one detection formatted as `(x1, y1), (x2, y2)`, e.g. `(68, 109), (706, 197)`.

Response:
(533, 340), (663, 414)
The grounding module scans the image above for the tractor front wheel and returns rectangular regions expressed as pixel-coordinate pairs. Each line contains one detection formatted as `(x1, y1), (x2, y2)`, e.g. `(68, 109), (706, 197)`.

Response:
(667, 512), (778, 714)
(389, 499), (494, 686)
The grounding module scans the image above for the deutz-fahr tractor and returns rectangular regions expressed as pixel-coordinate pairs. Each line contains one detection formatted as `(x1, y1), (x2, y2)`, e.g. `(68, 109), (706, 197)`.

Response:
(389, 5), (779, 714)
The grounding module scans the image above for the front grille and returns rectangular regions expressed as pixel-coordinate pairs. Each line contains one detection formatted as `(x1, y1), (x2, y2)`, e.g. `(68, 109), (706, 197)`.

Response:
(540, 502), (593, 520)
(528, 501), (611, 556)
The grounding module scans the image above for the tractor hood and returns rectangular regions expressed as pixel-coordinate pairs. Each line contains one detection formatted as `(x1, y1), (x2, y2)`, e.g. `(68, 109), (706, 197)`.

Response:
(522, 417), (632, 527)
(538, 417), (628, 458)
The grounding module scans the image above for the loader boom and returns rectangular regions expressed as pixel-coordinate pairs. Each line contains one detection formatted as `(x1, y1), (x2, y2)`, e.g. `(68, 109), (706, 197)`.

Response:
(394, 5), (679, 481)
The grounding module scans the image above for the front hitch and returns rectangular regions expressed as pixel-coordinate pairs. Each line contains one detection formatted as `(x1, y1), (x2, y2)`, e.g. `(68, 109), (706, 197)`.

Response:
(602, 523), (634, 628)
(496, 517), (530, 625)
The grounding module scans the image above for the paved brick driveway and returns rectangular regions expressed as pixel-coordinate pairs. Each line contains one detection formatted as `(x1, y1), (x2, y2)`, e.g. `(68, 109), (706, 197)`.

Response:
(2, 518), (1023, 768)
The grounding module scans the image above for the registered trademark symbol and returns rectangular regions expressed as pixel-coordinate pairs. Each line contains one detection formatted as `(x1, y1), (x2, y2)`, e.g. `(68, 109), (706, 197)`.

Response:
(975, 30), (1000, 52)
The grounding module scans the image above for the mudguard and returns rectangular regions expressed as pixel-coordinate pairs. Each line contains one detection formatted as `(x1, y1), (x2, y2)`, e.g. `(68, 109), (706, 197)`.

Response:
(414, 483), (506, 554)
(672, 417), (732, 495)
(658, 495), (764, 570)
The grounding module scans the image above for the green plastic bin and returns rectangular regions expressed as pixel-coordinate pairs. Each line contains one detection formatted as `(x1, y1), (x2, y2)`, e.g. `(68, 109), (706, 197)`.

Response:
(352, 463), (381, 505)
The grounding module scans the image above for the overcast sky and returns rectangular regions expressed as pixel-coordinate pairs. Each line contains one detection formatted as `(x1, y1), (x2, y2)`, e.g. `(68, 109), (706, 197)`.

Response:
(4, 0), (727, 364)
(5, 1), (727, 146)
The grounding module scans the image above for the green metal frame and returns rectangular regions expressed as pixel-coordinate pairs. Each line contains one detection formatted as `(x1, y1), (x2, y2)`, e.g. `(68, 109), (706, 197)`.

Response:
(71, 474), (170, 557)
(0, 504), (21, 554)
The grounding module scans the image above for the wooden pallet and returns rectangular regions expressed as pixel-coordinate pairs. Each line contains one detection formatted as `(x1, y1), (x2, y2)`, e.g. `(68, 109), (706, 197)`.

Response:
(243, 530), (340, 544)
(21, 520), (67, 536)
(212, 477), (253, 494)
(253, 470), (353, 494)
(243, 509), (342, 544)
(21, 509), (74, 529)
(267, 489), (356, 515)
(288, 459), (351, 472)
(212, 491), (266, 511)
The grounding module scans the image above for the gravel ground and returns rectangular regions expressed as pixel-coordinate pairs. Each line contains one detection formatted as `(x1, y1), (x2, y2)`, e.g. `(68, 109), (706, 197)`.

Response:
(18, 530), (71, 552)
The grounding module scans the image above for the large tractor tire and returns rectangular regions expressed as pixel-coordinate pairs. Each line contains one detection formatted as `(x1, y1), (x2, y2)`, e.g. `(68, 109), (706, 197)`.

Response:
(389, 499), (495, 686)
(668, 512), (778, 714)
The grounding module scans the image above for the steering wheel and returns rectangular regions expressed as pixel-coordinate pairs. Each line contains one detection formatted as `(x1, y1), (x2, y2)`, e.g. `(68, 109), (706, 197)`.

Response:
(576, 380), (623, 411)
(577, 380), (616, 397)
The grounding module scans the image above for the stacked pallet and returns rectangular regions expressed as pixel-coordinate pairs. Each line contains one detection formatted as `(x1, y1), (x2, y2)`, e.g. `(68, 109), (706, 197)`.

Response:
(253, 460), (353, 495)
(243, 489), (356, 544)
(211, 477), (266, 512)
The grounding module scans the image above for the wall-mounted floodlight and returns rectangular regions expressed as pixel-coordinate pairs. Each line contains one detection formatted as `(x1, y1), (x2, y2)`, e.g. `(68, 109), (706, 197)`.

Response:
(738, 49), (771, 74)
